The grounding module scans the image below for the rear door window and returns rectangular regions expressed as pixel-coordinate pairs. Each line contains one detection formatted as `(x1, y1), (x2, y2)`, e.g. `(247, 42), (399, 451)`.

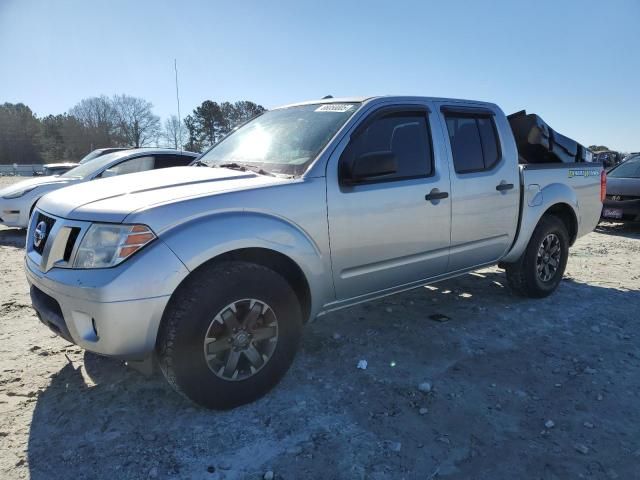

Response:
(445, 114), (501, 173)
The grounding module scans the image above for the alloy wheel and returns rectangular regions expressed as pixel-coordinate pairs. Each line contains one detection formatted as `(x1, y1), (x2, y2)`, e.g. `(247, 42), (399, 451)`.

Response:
(536, 233), (561, 282)
(203, 299), (278, 381)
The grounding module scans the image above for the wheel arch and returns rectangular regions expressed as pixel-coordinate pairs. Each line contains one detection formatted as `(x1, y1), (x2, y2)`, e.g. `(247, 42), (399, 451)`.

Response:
(159, 211), (333, 323)
(502, 182), (580, 264)
(194, 247), (312, 322)
(544, 203), (578, 245)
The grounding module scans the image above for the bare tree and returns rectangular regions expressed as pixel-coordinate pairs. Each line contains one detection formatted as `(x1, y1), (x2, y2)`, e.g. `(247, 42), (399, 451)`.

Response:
(112, 94), (161, 147)
(68, 95), (119, 147)
(162, 115), (185, 149)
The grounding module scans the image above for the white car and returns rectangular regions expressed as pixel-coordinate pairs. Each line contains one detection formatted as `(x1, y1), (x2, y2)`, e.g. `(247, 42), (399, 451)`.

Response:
(0, 148), (198, 228)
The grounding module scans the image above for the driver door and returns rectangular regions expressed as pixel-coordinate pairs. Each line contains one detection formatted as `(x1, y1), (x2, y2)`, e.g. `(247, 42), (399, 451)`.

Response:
(326, 104), (452, 301)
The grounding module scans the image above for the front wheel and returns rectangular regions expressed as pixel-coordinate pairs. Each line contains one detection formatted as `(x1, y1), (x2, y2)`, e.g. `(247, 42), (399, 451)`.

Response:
(157, 261), (303, 409)
(505, 215), (569, 298)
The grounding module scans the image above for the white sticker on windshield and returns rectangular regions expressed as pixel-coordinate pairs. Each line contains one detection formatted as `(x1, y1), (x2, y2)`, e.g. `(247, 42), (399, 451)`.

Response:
(315, 104), (354, 113)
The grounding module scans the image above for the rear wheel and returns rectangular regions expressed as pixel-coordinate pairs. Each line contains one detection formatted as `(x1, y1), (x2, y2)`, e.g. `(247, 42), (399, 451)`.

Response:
(505, 215), (569, 298)
(157, 260), (303, 409)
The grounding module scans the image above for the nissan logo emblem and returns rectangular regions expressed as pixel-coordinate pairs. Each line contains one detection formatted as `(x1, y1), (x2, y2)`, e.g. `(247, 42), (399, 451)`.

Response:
(33, 221), (47, 248)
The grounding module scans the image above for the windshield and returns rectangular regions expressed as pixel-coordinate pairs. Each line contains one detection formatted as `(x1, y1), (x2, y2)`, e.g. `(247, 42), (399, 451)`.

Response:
(78, 150), (103, 165)
(78, 148), (128, 164)
(198, 103), (359, 176)
(608, 157), (640, 178)
(61, 151), (130, 178)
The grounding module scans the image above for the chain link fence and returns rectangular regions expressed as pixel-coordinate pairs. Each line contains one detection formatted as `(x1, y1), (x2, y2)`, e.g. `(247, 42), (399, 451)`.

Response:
(0, 164), (45, 176)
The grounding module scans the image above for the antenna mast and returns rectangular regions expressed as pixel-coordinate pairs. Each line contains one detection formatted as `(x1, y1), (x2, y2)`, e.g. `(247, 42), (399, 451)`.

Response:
(174, 59), (182, 152)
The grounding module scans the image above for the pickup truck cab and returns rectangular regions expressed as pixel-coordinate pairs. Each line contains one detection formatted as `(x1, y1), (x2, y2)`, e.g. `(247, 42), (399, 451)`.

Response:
(25, 96), (604, 408)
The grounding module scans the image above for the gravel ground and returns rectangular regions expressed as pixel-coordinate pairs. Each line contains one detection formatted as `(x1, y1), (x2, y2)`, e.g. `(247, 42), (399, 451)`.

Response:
(1, 175), (639, 479)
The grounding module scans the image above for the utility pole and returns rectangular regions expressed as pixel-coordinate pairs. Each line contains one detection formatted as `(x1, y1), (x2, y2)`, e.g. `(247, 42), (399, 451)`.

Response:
(174, 59), (182, 152)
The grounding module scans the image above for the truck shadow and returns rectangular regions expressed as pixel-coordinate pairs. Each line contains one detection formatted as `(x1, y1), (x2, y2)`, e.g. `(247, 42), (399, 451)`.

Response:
(595, 221), (640, 239)
(0, 227), (26, 248)
(26, 270), (638, 479)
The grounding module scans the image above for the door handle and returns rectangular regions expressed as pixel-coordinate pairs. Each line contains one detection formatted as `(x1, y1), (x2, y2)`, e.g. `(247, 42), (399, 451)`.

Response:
(425, 189), (449, 201)
(496, 183), (514, 191)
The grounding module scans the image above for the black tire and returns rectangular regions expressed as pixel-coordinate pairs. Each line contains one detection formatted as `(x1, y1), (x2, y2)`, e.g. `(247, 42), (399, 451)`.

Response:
(505, 215), (569, 298)
(157, 260), (303, 409)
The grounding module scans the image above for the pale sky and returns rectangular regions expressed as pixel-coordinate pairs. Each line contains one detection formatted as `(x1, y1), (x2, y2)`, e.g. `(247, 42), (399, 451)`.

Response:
(1, 0), (638, 151)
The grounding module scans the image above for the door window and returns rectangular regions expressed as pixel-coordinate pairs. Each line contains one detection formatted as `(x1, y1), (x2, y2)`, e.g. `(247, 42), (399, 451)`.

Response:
(347, 112), (433, 181)
(445, 114), (501, 173)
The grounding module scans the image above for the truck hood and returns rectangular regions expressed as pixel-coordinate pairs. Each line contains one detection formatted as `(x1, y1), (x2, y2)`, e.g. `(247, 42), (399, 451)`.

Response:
(0, 175), (76, 197)
(37, 166), (289, 223)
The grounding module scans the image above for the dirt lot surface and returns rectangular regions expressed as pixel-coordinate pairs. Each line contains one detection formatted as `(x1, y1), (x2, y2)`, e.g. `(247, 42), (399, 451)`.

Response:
(1, 175), (639, 479)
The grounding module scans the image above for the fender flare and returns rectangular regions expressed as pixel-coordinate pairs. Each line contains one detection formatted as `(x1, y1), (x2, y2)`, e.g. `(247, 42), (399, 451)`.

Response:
(159, 211), (332, 319)
(501, 182), (579, 263)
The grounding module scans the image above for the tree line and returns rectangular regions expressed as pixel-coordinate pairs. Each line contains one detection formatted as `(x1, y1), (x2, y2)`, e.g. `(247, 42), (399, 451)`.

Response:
(0, 96), (265, 165)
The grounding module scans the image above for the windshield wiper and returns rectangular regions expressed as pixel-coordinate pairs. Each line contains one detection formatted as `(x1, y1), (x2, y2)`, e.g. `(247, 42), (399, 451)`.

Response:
(191, 160), (209, 167)
(217, 162), (275, 177)
(218, 162), (246, 171)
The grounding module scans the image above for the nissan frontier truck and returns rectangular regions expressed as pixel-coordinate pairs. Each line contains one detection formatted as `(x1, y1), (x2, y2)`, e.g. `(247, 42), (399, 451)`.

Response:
(25, 96), (604, 408)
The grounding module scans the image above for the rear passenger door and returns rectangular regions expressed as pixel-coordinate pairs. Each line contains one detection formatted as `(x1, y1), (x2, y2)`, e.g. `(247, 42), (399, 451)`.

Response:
(326, 103), (452, 300)
(437, 104), (520, 271)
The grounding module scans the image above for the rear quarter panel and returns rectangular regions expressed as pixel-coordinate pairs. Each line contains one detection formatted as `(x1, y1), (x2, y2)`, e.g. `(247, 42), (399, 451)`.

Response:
(501, 163), (602, 262)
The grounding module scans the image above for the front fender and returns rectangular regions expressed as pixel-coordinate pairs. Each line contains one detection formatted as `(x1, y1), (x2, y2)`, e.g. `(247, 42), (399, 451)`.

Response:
(160, 211), (332, 319)
(501, 182), (578, 263)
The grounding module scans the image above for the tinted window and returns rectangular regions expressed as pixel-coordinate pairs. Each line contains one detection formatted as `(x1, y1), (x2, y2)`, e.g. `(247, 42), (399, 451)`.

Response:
(446, 116), (484, 172)
(477, 117), (499, 168)
(154, 154), (193, 169)
(349, 112), (432, 180)
(445, 114), (500, 173)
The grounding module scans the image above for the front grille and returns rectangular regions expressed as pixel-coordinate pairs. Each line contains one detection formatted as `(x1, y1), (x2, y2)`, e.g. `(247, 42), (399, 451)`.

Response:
(33, 213), (56, 254)
(63, 227), (81, 262)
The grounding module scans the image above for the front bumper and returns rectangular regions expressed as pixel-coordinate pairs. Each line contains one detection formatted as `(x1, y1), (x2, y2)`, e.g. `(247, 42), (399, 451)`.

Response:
(602, 198), (640, 222)
(25, 236), (190, 360)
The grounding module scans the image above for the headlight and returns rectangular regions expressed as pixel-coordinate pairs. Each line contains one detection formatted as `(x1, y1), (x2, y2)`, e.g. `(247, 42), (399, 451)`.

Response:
(2, 185), (38, 199)
(73, 224), (156, 268)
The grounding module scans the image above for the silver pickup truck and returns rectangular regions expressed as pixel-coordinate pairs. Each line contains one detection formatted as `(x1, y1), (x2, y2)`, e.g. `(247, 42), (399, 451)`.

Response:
(25, 96), (604, 409)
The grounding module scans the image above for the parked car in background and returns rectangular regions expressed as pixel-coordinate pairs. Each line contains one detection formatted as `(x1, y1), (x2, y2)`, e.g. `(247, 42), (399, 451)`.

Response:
(41, 148), (131, 176)
(24, 96), (603, 409)
(601, 155), (640, 222)
(0, 148), (198, 228)
(42, 162), (81, 176)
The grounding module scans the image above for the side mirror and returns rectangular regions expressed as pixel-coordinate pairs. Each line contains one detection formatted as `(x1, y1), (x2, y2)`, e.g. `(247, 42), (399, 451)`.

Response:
(341, 151), (397, 185)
